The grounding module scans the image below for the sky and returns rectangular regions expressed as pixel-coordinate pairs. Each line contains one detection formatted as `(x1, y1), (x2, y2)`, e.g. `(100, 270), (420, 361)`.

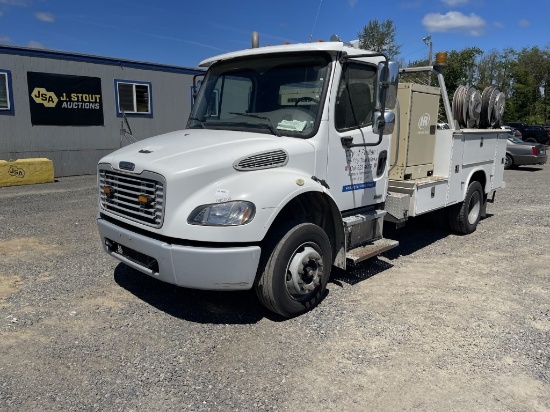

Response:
(0, 0), (549, 68)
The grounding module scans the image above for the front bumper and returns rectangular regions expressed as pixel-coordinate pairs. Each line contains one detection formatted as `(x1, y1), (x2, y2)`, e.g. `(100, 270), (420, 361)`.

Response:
(97, 218), (261, 290)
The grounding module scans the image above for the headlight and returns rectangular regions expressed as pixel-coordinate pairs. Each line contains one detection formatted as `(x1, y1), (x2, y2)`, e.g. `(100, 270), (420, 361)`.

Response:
(187, 201), (255, 226)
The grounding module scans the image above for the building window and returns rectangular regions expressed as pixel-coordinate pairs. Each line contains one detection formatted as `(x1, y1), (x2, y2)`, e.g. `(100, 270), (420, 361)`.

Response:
(0, 69), (14, 114)
(115, 79), (152, 116)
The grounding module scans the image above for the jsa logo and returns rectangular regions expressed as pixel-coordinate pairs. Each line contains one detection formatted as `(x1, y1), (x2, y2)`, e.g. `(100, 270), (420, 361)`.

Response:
(31, 87), (58, 107)
(8, 165), (25, 178)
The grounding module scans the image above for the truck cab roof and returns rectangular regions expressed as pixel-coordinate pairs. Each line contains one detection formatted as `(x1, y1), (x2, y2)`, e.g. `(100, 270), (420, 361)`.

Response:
(199, 42), (382, 67)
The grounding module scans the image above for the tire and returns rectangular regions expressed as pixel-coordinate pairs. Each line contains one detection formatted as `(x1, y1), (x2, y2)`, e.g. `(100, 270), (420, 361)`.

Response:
(504, 154), (513, 170)
(525, 137), (537, 143)
(448, 180), (483, 235)
(255, 222), (332, 317)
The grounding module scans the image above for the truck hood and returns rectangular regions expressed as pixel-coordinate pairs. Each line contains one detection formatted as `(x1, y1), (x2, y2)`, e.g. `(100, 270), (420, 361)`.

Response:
(99, 129), (316, 177)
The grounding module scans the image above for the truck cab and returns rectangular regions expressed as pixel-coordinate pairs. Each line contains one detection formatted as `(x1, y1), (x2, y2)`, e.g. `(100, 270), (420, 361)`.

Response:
(190, 43), (397, 212)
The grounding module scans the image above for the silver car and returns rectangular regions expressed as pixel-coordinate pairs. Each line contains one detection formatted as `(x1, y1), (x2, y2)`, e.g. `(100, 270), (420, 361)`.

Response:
(505, 135), (547, 169)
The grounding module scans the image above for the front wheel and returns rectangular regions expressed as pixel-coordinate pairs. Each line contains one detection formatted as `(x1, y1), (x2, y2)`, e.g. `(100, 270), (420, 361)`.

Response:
(524, 137), (537, 143)
(255, 222), (332, 317)
(448, 180), (484, 234)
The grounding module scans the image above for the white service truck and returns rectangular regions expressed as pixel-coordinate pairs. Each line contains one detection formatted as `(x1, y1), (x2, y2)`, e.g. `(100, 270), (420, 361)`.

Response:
(97, 40), (507, 317)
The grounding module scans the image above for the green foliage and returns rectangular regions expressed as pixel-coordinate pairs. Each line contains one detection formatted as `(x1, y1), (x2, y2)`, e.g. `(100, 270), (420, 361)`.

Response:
(443, 47), (483, 95)
(357, 19), (401, 60)
(504, 46), (550, 123)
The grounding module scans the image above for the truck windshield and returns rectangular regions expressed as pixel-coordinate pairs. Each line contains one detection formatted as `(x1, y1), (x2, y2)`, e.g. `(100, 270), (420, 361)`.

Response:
(187, 52), (331, 138)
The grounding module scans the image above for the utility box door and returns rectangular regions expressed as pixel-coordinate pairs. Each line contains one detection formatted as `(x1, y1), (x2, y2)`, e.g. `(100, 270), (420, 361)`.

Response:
(390, 83), (440, 180)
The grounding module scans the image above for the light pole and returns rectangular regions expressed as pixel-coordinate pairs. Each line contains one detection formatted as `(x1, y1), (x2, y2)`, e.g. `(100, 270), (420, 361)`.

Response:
(423, 35), (433, 85)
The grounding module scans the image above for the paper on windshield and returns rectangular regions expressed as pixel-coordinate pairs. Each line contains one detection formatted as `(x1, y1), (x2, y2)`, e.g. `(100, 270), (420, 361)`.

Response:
(277, 119), (307, 132)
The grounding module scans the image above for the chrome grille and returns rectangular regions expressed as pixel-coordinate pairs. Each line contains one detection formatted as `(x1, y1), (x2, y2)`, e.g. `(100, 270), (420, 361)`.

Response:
(99, 168), (165, 228)
(233, 149), (288, 171)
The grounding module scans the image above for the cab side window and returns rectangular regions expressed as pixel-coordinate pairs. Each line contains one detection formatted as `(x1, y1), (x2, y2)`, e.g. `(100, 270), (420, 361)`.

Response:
(335, 63), (376, 131)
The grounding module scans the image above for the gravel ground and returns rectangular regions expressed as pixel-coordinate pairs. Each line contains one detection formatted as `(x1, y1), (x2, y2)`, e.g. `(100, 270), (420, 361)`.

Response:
(1, 164), (549, 411)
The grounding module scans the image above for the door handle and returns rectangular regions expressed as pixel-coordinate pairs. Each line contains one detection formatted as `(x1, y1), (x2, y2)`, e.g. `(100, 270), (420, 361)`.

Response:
(341, 136), (353, 148)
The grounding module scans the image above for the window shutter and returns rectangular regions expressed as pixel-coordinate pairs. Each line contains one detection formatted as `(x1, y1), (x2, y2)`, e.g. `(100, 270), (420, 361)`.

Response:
(118, 83), (135, 112)
(135, 84), (149, 113)
(0, 73), (8, 110)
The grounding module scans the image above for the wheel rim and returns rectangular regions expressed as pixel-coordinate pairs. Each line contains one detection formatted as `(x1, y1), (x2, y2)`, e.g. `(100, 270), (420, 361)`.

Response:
(505, 155), (512, 168)
(467, 190), (481, 225)
(285, 243), (324, 299)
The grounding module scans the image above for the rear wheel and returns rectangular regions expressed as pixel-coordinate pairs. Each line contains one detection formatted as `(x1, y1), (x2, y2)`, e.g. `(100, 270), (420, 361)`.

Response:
(504, 154), (513, 170)
(525, 137), (537, 143)
(448, 181), (483, 234)
(255, 222), (332, 317)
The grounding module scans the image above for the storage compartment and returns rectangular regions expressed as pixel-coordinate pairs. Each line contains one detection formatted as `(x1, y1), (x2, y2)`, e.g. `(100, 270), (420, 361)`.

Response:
(388, 176), (449, 217)
(390, 83), (440, 180)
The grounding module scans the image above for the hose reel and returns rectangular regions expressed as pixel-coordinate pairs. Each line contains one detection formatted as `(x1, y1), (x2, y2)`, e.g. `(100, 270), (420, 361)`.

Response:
(452, 85), (505, 129)
(479, 86), (505, 128)
(452, 85), (481, 128)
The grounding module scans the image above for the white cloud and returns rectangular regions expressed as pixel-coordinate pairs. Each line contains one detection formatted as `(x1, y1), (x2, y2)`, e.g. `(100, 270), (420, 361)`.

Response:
(0, 35), (12, 43)
(0, 10), (3, 17)
(348, 0), (358, 7)
(27, 40), (45, 48)
(441, 0), (468, 5)
(518, 19), (530, 28)
(35, 12), (55, 22)
(422, 11), (485, 36)
(493, 21), (504, 29)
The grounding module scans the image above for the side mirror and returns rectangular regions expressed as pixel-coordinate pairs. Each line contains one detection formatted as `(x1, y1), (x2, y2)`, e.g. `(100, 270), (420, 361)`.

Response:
(376, 61), (399, 110)
(372, 110), (395, 135)
(192, 74), (205, 105)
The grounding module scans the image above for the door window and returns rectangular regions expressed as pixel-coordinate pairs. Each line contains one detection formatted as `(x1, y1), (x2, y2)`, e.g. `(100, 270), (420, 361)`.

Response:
(335, 63), (376, 131)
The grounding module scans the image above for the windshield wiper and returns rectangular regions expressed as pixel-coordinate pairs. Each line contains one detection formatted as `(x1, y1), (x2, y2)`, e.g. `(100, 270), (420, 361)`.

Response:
(188, 117), (206, 129)
(228, 112), (281, 137)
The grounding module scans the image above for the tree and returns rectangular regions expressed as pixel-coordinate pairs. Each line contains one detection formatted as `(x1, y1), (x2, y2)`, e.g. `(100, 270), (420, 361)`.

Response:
(506, 46), (550, 123)
(477, 49), (505, 90)
(442, 47), (483, 96)
(357, 19), (401, 60)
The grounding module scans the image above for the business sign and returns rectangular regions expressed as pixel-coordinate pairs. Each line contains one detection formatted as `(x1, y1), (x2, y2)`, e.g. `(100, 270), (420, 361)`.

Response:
(27, 72), (104, 126)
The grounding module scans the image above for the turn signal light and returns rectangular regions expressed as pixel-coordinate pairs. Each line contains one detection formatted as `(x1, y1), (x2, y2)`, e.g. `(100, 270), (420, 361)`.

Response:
(103, 186), (115, 198)
(138, 194), (154, 205)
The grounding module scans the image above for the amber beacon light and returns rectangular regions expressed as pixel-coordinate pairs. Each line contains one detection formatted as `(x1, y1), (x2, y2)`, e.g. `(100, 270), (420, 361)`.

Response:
(435, 52), (448, 66)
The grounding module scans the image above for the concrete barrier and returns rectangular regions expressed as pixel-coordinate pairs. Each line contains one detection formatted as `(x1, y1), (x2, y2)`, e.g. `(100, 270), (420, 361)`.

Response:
(0, 158), (55, 187)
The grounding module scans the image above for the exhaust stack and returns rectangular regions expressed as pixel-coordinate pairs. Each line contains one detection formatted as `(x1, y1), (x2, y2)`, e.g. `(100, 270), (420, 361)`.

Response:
(251, 31), (259, 48)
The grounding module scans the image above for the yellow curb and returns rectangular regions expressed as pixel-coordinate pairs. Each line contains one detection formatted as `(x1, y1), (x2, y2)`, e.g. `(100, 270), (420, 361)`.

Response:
(0, 158), (55, 187)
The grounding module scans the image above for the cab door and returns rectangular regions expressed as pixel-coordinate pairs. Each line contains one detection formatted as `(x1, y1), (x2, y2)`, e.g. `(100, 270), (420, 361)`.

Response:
(326, 61), (391, 211)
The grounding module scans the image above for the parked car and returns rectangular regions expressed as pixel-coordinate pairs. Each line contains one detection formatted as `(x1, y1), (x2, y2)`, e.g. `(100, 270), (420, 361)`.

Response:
(503, 122), (550, 145)
(505, 134), (547, 169)
(501, 125), (522, 139)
